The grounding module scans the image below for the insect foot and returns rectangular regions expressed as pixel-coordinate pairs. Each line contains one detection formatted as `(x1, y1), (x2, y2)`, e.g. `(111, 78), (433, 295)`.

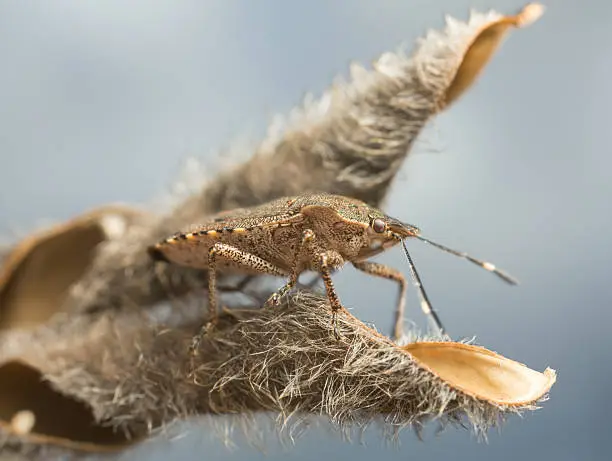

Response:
(189, 320), (217, 358)
(264, 292), (282, 308)
(148, 193), (518, 343)
(331, 311), (342, 341)
(264, 283), (291, 309)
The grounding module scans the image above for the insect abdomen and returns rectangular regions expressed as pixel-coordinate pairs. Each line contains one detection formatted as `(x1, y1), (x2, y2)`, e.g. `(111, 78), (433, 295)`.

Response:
(147, 245), (170, 263)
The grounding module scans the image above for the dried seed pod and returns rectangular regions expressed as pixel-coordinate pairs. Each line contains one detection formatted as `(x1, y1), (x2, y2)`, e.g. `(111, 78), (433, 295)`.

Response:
(0, 293), (556, 455)
(0, 3), (551, 457)
(0, 205), (150, 330)
(443, 3), (545, 107)
(402, 342), (556, 406)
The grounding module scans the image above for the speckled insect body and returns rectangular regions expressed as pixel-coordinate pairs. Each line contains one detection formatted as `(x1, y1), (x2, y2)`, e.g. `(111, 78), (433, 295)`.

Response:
(150, 193), (517, 344)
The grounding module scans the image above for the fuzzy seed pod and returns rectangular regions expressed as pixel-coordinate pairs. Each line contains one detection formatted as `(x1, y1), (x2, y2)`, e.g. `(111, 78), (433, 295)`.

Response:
(0, 4), (551, 457)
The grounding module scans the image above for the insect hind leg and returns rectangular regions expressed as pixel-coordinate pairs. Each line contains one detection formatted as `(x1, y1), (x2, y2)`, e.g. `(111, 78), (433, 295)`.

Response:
(190, 242), (288, 359)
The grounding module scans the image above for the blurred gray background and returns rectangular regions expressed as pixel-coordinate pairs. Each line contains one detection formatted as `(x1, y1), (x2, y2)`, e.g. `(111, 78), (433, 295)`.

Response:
(0, 0), (609, 460)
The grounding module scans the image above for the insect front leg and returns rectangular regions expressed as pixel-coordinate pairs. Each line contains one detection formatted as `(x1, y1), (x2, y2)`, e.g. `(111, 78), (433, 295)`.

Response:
(265, 228), (315, 308)
(352, 261), (407, 342)
(315, 250), (345, 340)
(190, 243), (288, 357)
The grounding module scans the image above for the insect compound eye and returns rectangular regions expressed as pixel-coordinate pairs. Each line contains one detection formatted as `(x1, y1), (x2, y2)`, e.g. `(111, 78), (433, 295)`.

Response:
(372, 218), (386, 234)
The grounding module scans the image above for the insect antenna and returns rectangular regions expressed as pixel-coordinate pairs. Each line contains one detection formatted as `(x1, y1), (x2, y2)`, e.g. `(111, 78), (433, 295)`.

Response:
(400, 240), (446, 335)
(414, 235), (519, 285)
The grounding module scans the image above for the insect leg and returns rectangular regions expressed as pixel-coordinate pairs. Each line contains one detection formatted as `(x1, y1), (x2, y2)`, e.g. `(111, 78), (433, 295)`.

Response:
(352, 261), (407, 341)
(265, 228), (315, 307)
(190, 243), (288, 357)
(317, 251), (345, 340)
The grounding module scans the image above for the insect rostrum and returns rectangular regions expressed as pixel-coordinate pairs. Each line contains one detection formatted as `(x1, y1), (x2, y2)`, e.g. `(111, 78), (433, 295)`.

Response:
(149, 193), (517, 345)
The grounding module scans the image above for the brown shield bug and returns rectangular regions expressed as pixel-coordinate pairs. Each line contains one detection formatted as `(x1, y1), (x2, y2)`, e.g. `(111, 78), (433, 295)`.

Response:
(149, 193), (517, 346)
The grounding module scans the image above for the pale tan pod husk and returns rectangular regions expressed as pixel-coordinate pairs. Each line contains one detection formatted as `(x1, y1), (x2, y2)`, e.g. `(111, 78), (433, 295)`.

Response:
(0, 355), (143, 456)
(402, 342), (556, 406)
(0, 206), (151, 454)
(443, 3), (545, 107)
(0, 205), (150, 331)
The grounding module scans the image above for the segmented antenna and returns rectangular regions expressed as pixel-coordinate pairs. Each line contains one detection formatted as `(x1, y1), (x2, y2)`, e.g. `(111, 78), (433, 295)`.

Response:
(398, 233), (518, 335)
(401, 241), (446, 335)
(415, 235), (519, 285)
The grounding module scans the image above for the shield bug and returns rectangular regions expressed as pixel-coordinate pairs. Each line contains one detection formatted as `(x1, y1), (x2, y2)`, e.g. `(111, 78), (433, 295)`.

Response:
(149, 193), (517, 345)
